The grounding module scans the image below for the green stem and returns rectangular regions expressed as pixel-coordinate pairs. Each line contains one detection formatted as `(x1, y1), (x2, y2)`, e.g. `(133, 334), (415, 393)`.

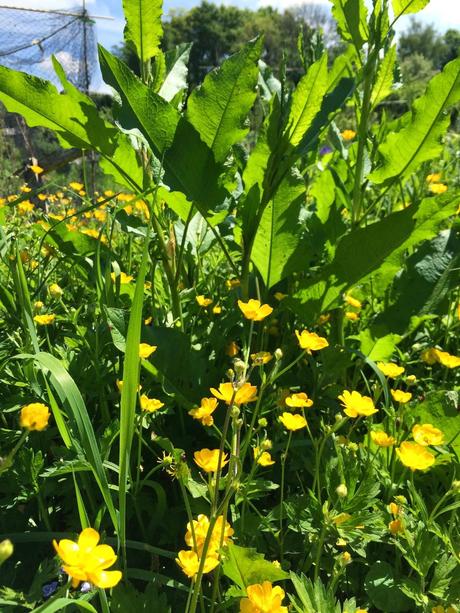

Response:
(279, 431), (292, 562)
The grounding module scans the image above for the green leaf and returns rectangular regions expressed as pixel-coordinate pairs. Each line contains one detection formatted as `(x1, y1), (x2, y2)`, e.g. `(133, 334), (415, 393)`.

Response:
(33, 597), (98, 613)
(351, 329), (401, 361)
(251, 169), (306, 288)
(286, 53), (328, 147)
(221, 543), (288, 589)
(370, 57), (460, 184)
(99, 46), (227, 215)
(330, 0), (369, 50)
(187, 38), (262, 163)
(159, 43), (192, 102)
(289, 574), (340, 613)
(392, 0), (430, 18)
(122, 0), (163, 63)
(410, 391), (460, 460)
(365, 561), (413, 612)
(371, 45), (397, 107)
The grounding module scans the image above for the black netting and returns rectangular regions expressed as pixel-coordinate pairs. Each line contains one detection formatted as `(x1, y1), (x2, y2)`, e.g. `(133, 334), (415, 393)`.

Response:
(0, 5), (99, 91)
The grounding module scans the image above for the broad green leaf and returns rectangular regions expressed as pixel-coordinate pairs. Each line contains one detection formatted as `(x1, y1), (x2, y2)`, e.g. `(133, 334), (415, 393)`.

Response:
(365, 561), (414, 612)
(350, 329), (401, 361)
(186, 38), (262, 163)
(392, 0), (430, 18)
(330, 0), (369, 49)
(222, 543), (288, 589)
(371, 57), (460, 183)
(33, 597), (98, 613)
(159, 43), (192, 102)
(286, 53), (328, 147)
(122, 0), (163, 63)
(99, 46), (227, 215)
(371, 45), (397, 107)
(251, 170), (306, 288)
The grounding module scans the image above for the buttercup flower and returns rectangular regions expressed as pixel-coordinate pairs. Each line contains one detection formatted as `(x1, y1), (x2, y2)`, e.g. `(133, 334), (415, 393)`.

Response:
(34, 300), (44, 310)
(251, 352), (273, 365)
(396, 441), (435, 471)
(344, 294), (362, 309)
(388, 519), (404, 535)
(194, 449), (229, 473)
(20, 403), (50, 431)
(426, 173), (441, 183)
(53, 528), (121, 589)
(412, 424), (444, 446)
(238, 299), (273, 322)
(254, 447), (275, 466)
(391, 390), (412, 404)
(140, 395), (164, 413)
(295, 329), (329, 352)
(338, 391), (377, 418)
(435, 351), (460, 369)
(139, 343), (157, 359)
(189, 397), (219, 426)
(377, 362), (405, 378)
(176, 549), (219, 578)
(429, 183), (448, 194)
(370, 431), (395, 447)
(185, 514), (233, 554)
(345, 311), (359, 321)
(48, 283), (63, 299)
(34, 314), (56, 326)
(111, 271), (133, 284)
(69, 181), (84, 191)
(196, 295), (213, 307)
(279, 412), (307, 431)
(29, 164), (43, 174)
(226, 342), (239, 357)
(285, 392), (313, 408)
(240, 581), (287, 613)
(210, 382), (257, 405)
(213, 305), (222, 314)
(341, 129), (356, 140)
(421, 348), (439, 364)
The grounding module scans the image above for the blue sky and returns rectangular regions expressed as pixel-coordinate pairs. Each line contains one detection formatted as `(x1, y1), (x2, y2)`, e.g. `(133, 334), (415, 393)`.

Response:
(5, 0), (460, 51)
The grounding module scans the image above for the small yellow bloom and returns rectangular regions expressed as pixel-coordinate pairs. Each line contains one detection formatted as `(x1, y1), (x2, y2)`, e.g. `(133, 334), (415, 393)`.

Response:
(412, 423), (444, 446)
(196, 295), (213, 307)
(140, 395), (164, 413)
(426, 173), (441, 183)
(341, 129), (356, 141)
(226, 341), (239, 357)
(18, 201), (34, 215)
(429, 182), (448, 194)
(338, 390), (377, 418)
(226, 278), (240, 290)
(139, 343), (157, 359)
(144, 316), (153, 325)
(188, 397), (219, 426)
(388, 519), (404, 535)
(295, 329), (329, 352)
(53, 528), (121, 589)
(194, 448), (229, 473)
(396, 441), (435, 471)
(285, 392), (313, 408)
(185, 514), (233, 554)
(210, 382), (257, 405)
(111, 271), (133, 284)
(239, 581), (287, 613)
(48, 283), (63, 299)
(21, 184), (31, 193)
(34, 314), (56, 325)
(421, 347), (439, 364)
(377, 362), (405, 378)
(341, 551), (352, 565)
(212, 305), (222, 314)
(29, 164), (44, 174)
(0, 539), (13, 565)
(356, 610), (368, 613)
(176, 549), (219, 579)
(251, 351), (273, 365)
(279, 412), (307, 431)
(238, 299), (273, 321)
(345, 311), (359, 321)
(389, 502), (399, 516)
(391, 389), (412, 404)
(370, 431), (395, 447)
(69, 181), (84, 191)
(318, 313), (331, 325)
(436, 350), (460, 369)
(19, 403), (50, 431)
(344, 294), (362, 309)
(254, 447), (275, 467)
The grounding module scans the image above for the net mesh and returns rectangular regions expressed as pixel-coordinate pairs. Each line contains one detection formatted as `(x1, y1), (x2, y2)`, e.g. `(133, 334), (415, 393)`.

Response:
(0, 5), (99, 91)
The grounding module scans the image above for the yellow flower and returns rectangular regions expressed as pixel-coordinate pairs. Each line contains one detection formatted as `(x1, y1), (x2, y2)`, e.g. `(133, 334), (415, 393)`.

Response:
(388, 519), (404, 535)
(19, 403), (50, 431)
(238, 299), (273, 321)
(285, 392), (313, 408)
(254, 447), (275, 466)
(194, 448), (229, 473)
(436, 351), (460, 369)
(240, 581), (287, 613)
(391, 389), (412, 404)
(338, 390), (377, 418)
(21, 184), (31, 193)
(176, 549), (219, 579)
(370, 431), (395, 447)
(140, 395), (164, 413)
(341, 551), (352, 565)
(279, 412), (307, 431)
(69, 181), (84, 191)
(295, 329), (329, 352)
(426, 173), (441, 183)
(185, 514), (233, 554)
(210, 382), (257, 405)
(48, 283), (63, 299)
(29, 164), (43, 174)
(344, 294), (362, 309)
(421, 347), (439, 364)
(34, 314), (56, 326)
(412, 424), (444, 446)
(18, 200), (34, 215)
(139, 343), (157, 359)
(111, 271), (133, 284)
(356, 610), (368, 613)
(341, 129), (356, 141)
(213, 305), (222, 315)
(251, 352), (273, 365)
(53, 528), (121, 589)
(318, 313), (331, 325)
(389, 502), (399, 516)
(0, 539), (13, 565)
(189, 397), (219, 426)
(396, 441), (435, 471)
(429, 182), (448, 194)
(196, 295), (213, 307)
(345, 311), (359, 321)
(226, 278), (240, 290)
(144, 316), (153, 325)
(226, 341), (239, 357)
(377, 362), (405, 378)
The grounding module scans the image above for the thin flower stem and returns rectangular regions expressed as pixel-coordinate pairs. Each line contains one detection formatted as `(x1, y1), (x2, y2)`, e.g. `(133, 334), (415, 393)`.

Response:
(279, 431), (292, 563)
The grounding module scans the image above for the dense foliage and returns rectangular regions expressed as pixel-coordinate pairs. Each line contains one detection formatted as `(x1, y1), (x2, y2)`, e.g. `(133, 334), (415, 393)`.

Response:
(0, 0), (459, 611)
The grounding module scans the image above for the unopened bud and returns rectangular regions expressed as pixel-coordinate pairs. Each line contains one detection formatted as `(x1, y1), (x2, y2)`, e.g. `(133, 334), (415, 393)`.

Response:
(234, 359), (246, 375)
(336, 484), (348, 498)
(335, 413), (343, 423)
(226, 369), (235, 381)
(341, 551), (352, 565)
(0, 539), (13, 565)
(258, 418), (268, 428)
(452, 480), (460, 492)
(261, 439), (272, 450)
(230, 406), (240, 419)
(348, 442), (358, 452)
(274, 348), (283, 360)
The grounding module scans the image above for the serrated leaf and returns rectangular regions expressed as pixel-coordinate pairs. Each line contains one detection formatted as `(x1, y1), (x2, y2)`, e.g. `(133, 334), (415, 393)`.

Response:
(330, 0), (369, 49)
(392, 0), (430, 18)
(122, 0), (163, 63)
(370, 57), (460, 184)
(371, 45), (397, 107)
(186, 38), (262, 163)
(222, 543), (288, 589)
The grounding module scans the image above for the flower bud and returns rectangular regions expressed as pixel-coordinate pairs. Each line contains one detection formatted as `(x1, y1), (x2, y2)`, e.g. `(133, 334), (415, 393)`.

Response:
(0, 539), (13, 565)
(258, 418), (268, 428)
(230, 406), (240, 419)
(336, 484), (348, 498)
(341, 551), (352, 565)
(261, 439), (272, 450)
(234, 359), (246, 376)
(451, 480), (460, 492)
(348, 442), (358, 452)
(274, 348), (283, 360)
(226, 369), (235, 381)
(335, 413), (343, 423)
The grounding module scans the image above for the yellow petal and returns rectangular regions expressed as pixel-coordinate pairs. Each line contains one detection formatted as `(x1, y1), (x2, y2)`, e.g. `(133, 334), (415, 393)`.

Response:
(89, 569), (122, 588)
(54, 539), (80, 566)
(77, 528), (100, 552)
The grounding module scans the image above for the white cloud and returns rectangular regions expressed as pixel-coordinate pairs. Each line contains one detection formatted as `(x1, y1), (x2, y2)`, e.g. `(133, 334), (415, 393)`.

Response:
(258, 0), (329, 8)
(0, 0), (95, 8)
